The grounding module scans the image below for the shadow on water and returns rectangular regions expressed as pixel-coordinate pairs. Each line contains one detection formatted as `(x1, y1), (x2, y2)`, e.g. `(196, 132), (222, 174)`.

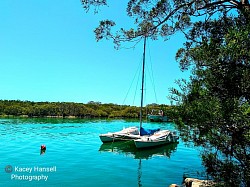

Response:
(99, 141), (178, 160)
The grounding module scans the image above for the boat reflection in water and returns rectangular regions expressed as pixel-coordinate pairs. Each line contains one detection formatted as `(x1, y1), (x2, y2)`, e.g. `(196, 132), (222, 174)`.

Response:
(99, 141), (178, 160)
(99, 141), (178, 186)
(99, 140), (178, 187)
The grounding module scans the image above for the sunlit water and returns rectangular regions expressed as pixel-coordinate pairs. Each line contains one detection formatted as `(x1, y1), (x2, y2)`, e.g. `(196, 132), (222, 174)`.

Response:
(1, 118), (206, 187)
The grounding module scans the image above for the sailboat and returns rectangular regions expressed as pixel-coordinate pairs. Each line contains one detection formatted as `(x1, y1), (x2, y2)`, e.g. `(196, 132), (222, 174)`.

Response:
(99, 36), (178, 146)
(99, 126), (140, 143)
(147, 109), (168, 122)
(133, 36), (179, 149)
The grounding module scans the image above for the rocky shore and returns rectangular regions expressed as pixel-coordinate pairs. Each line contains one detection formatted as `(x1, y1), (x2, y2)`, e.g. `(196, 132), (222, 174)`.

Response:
(170, 178), (215, 187)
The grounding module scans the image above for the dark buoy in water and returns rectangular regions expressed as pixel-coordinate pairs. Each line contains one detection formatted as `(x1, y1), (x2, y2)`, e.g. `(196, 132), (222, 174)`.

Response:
(40, 145), (46, 155)
(41, 145), (46, 150)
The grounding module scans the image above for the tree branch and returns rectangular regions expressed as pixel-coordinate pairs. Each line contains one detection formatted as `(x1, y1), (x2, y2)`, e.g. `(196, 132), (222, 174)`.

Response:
(149, 1), (196, 34)
(197, 0), (240, 10)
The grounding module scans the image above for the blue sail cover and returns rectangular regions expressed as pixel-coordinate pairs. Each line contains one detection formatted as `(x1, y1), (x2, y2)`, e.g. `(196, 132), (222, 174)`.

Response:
(140, 127), (160, 136)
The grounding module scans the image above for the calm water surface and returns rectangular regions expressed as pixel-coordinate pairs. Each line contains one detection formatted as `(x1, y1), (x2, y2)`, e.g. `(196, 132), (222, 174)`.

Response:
(1, 118), (205, 187)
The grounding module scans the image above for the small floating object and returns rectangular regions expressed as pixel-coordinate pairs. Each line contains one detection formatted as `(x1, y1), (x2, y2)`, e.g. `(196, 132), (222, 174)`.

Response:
(41, 145), (46, 150)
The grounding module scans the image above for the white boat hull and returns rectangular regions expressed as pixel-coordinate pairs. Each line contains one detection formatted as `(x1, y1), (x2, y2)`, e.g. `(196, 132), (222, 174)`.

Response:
(99, 134), (116, 142)
(99, 126), (140, 143)
(134, 139), (169, 148)
(100, 133), (140, 143)
(134, 130), (178, 149)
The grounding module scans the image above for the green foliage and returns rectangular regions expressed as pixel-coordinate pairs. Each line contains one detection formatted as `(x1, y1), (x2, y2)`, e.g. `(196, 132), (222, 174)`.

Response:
(170, 15), (250, 186)
(82, 0), (250, 48)
(0, 100), (171, 120)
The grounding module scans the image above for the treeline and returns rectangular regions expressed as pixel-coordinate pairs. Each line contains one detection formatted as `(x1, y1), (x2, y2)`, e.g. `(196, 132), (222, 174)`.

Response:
(0, 100), (173, 119)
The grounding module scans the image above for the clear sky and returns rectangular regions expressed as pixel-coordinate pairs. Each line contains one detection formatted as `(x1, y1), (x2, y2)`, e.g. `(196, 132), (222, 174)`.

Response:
(0, 0), (190, 106)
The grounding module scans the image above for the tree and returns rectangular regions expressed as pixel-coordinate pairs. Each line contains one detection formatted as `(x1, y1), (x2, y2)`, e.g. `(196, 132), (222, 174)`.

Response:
(81, 0), (250, 185)
(81, 0), (250, 48)
(170, 15), (250, 186)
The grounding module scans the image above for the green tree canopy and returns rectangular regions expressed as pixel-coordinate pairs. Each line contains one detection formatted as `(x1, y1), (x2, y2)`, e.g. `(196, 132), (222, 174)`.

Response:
(81, 0), (250, 48)
(170, 13), (250, 187)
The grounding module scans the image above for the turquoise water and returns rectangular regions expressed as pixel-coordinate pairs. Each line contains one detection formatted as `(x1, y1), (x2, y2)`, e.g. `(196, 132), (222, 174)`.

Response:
(1, 118), (205, 187)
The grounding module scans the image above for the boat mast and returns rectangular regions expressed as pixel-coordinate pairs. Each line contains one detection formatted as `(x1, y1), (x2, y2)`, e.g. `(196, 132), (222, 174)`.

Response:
(140, 36), (146, 130)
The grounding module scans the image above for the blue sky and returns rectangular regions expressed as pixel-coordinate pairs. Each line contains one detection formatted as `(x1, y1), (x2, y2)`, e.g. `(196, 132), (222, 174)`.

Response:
(0, 1), (190, 106)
